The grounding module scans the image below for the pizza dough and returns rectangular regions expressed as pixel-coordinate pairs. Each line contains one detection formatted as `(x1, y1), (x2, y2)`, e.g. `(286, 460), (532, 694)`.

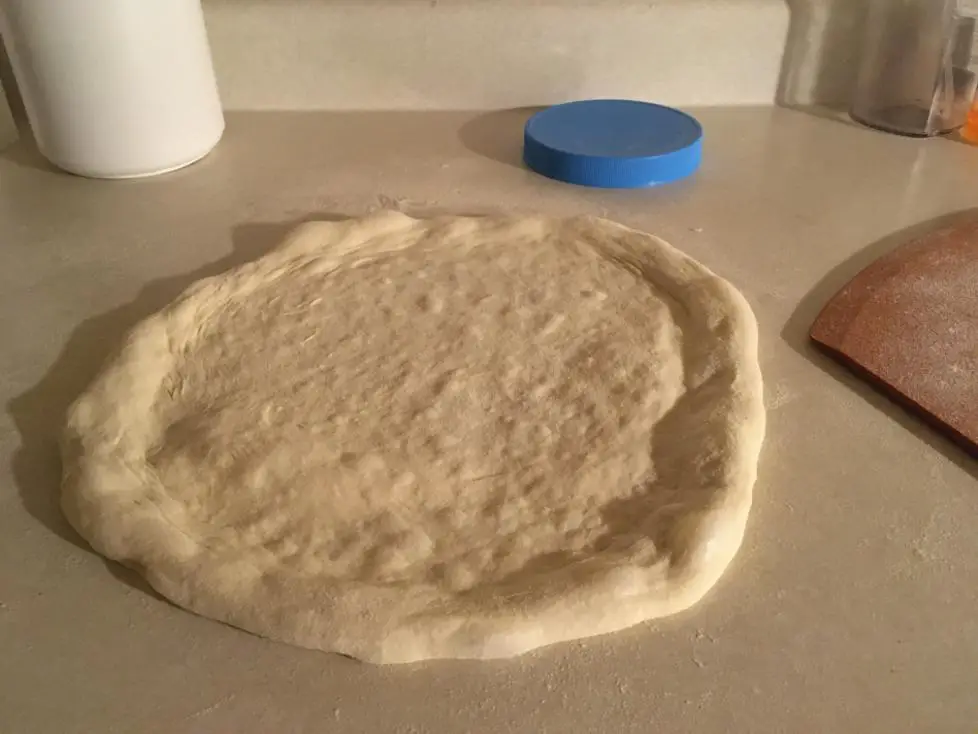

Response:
(61, 212), (765, 664)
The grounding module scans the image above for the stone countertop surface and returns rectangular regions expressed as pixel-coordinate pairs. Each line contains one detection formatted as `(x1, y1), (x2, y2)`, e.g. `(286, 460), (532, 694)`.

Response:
(1, 108), (977, 733)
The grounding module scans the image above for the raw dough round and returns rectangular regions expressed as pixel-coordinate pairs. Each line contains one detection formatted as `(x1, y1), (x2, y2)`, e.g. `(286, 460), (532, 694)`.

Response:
(61, 212), (765, 663)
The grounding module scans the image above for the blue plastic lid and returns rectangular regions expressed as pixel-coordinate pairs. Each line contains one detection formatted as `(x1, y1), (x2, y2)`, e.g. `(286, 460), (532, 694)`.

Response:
(523, 99), (703, 189)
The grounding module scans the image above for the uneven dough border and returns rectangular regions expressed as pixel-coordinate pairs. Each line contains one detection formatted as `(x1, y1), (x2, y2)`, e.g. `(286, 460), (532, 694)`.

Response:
(61, 212), (765, 663)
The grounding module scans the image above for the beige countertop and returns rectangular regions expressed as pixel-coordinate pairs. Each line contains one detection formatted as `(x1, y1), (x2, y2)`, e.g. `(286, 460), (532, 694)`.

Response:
(2, 108), (977, 733)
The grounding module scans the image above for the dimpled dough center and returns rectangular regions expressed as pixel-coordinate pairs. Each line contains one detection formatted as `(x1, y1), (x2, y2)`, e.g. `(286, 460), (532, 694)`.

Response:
(61, 213), (765, 663)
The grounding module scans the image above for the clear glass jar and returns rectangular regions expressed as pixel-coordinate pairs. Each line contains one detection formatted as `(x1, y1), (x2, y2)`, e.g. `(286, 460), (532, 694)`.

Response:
(851, 0), (977, 137)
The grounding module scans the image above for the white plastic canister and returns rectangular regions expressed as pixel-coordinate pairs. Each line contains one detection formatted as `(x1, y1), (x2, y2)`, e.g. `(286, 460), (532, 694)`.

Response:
(0, 0), (224, 178)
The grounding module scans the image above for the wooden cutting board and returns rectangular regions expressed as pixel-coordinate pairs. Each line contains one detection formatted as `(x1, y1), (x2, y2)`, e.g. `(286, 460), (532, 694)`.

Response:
(810, 217), (978, 456)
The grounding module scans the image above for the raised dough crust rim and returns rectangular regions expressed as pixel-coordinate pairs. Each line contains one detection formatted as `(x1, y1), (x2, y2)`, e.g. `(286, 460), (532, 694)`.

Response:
(60, 212), (765, 663)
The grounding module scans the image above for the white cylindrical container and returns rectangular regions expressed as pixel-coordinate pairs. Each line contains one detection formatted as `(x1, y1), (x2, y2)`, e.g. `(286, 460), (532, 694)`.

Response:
(0, 0), (224, 178)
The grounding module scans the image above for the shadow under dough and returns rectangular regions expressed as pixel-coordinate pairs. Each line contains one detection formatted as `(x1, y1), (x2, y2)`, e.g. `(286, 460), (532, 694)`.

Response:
(10, 211), (727, 603)
(780, 206), (978, 478)
(6, 215), (349, 596)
